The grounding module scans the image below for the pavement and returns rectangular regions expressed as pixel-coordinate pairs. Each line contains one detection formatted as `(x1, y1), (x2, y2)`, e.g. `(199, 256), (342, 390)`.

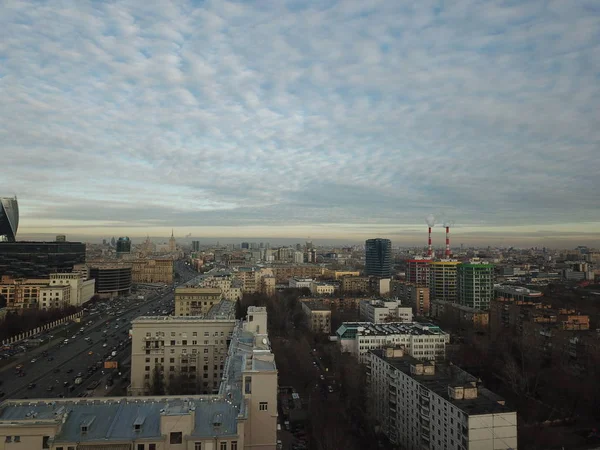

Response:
(0, 260), (199, 401)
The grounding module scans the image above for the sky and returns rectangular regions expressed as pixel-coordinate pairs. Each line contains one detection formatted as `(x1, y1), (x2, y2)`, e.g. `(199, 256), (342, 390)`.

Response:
(1, 0), (599, 247)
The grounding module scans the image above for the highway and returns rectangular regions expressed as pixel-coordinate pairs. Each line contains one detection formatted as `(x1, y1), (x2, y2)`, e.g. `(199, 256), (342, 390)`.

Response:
(0, 260), (198, 400)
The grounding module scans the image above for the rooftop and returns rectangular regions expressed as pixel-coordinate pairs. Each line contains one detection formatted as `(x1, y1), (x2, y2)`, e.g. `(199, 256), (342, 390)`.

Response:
(371, 349), (512, 416)
(337, 322), (448, 338)
(302, 300), (330, 311)
(494, 285), (543, 297)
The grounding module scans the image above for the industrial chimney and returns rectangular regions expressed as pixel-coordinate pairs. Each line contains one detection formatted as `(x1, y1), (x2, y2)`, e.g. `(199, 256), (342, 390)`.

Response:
(425, 214), (435, 258)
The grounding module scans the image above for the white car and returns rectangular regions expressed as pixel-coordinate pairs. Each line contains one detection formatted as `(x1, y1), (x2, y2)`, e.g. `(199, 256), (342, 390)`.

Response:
(31, 358), (37, 363)
(103, 343), (107, 348)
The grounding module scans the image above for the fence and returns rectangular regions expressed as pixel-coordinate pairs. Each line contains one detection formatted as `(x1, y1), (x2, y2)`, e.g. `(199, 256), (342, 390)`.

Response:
(1, 310), (84, 346)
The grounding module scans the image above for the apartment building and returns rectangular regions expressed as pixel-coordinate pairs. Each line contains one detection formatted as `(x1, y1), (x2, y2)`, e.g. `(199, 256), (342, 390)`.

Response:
(48, 273), (95, 307)
(174, 287), (222, 316)
(260, 275), (276, 297)
(489, 286), (544, 335)
(359, 299), (413, 323)
(301, 300), (332, 334)
(392, 282), (431, 317)
(341, 275), (370, 294)
(335, 322), (450, 363)
(300, 296), (363, 310)
(367, 348), (517, 450)
(429, 261), (460, 302)
(406, 258), (431, 287)
(130, 301), (236, 395)
(185, 272), (243, 301)
(430, 300), (489, 332)
(235, 267), (260, 294)
(457, 263), (494, 310)
(0, 274), (94, 310)
(270, 265), (324, 283)
(0, 307), (278, 450)
(131, 258), (174, 284)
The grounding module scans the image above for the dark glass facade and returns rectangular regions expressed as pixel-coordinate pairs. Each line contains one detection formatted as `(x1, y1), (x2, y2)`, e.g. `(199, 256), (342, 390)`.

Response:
(89, 266), (132, 297)
(365, 238), (392, 278)
(0, 241), (86, 278)
(116, 237), (132, 255)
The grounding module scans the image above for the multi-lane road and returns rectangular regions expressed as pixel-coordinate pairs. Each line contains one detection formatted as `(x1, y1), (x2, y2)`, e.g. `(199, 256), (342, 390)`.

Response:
(0, 260), (199, 400)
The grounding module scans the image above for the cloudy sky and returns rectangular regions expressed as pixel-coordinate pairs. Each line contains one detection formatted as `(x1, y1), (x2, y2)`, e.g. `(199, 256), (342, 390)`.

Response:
(1, 0), (599, 246)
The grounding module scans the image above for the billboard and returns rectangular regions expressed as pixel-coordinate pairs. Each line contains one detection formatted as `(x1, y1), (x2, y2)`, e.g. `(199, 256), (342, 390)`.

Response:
(104, 361), (118, 369)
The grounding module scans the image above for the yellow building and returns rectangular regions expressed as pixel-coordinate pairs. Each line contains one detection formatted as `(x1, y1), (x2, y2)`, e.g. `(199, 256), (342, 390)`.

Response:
(174, 287), (222, 316)
(429, 260), (460, 302)
(131, 259), (174, 284)
(309, 281), (335, 296)
(341, 276), (370, 294)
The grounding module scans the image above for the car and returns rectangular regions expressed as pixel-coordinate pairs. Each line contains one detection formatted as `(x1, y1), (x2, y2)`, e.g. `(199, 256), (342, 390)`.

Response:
(18, 371), (26, 377)
(71, 335), (77, 339)
(27, 383), (36, 389)
(31, 358), (37, 363)
(328, 386), (334, 393)
(88, 351), (94, 356)
(66, 368), (73, 373)
(103, 343), (107, 348)
(319, 374), (324, 380)
(63, 381), (69, 386)
(46, 386), (54, 392)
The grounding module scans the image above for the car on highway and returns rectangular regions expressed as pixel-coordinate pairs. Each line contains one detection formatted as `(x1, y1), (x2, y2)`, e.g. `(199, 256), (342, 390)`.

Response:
(88, 351), (94, 356)
(31, 358), (37, 363)
(27, 383), (36, 389)
(66, 368), (73, 373)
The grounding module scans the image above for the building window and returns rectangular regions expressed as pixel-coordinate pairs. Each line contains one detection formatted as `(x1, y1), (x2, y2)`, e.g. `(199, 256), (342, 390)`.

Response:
(195, 443), (202, 450)
(259, 402), (268, 411)
(170, 432), (183, 444)
(137, 444), (145, 450)
(149, 445), (156, 450)
(231, 441), (237, 450)
(42, 436), (50, 448)
(14, 436), (20, 442)
(220, 442), (227, 450)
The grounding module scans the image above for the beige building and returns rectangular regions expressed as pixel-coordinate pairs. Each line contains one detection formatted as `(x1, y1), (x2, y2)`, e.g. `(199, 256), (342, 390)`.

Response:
(48, 273), (95, 307)
(429, 260), (460, 302)
(130, 301), (237, 396)
(309, 281), (335, 296)
(393, 282), (431, 316)
(0, 273), (94, 310)
(235, 267), (260, 294)
(0, 307), (278, 450)
(260, 275), (276, 297)
(175, 287), (222, 316)
(131, 258), (174, 284)
(341, 276), (370, 294)
(301, 300), (332, 334)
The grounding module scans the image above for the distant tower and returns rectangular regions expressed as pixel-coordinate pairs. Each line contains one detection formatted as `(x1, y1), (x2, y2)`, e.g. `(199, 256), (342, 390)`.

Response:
(55, 234), (66, 242)
(169, 229), (177, 253)
(116, 236), (132, 258)
(0, 196), (19, 242)
(365, 238), (392, 278)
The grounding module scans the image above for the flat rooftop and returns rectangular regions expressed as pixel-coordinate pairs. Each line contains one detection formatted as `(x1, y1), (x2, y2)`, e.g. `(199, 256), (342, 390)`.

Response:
(494, 285), (543, 297)
(338, 322), (448, 338)
(371, 349), (512, 416)
(302, 300), (330, 311)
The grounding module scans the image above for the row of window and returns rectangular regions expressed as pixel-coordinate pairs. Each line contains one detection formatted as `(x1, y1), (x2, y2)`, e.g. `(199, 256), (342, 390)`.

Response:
(146, 331), (228, 337)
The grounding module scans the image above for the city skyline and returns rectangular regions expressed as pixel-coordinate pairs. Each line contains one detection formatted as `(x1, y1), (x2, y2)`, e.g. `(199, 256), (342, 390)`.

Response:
(2, 1), (599, 245)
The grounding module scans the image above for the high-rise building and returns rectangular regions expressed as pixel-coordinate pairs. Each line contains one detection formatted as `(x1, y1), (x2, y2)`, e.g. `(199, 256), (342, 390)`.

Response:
(429, 260), (460, 302)
(168, 230), (176, 253)
(88, 263), (132, 298)
(0, 241), (86, 278)
(406, 258), (431, 287)
(457, 262), (495, 310)
(192, 240), (200, 251)
(116, 236), (131, 256)
(0, 196), (19, 242)
(241, 242), (250, 249)
(365, 238), (392, 278)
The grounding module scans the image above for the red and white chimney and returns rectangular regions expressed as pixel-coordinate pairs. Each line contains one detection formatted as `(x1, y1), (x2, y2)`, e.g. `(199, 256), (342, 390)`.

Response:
(427, 227), (433, 257)
(445, 226), (451, 257)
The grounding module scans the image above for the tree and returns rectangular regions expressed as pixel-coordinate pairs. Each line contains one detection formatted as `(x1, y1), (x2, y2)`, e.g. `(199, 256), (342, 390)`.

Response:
(148, 366), (166, 395)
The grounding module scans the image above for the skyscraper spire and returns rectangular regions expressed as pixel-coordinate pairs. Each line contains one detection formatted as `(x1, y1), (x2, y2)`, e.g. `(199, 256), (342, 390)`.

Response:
(171, 229), (174, 238)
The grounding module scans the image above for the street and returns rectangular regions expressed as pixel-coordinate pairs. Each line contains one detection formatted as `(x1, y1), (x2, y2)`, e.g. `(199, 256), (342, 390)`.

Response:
(0, 260), (198, 400)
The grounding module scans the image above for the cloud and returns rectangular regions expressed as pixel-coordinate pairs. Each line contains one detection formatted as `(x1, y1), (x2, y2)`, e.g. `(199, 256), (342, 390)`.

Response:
(0, 0), (599, 244)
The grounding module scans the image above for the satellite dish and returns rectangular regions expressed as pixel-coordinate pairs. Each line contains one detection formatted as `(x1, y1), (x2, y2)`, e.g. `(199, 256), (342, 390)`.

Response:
(262, 338), (267, 345)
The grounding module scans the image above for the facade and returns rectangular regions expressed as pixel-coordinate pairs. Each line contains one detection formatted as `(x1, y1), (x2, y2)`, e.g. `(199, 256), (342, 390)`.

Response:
(260, 276), (276, 297)
(175, 287), (222, 316)
(192, 240), (200, 251)
(341, 276), (370, 294)
(131, 259), (174, 284)
(270, 265), (324, 283)
(0, 241), (86, 279)
(359, 299), (413, 323)
(116, 236), (132, 256)
(0, 273), (94, 310)
(89, 264), (132, 298)
(300, 300), (332, 334)
(235, 267), (260, 294)
(1, 308), (278, 450)
(406, 258), (431, 287)
(130, 301), (237, 395)
(365, 238), (392, 278)
(430, 300), (490, 331)
(367, 348), (518, 450)
(457, 263), (494, 310)
(168, 230), (177, 253)
(429, 261), (460, 302)
(490, 286), (543, 335)
(309, 281), (335, 296)
(186, 272), (243, 301)
(49, 273), (95, 307)
(393, 282), (431, 317)
(0, 196), (19, 242)
(335, 322), (449, 363)
(289, 278), (313, 289)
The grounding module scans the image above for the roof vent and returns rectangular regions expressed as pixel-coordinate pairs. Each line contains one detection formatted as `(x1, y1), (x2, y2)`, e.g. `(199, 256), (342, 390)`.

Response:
(213, 413), (223, 427)
(133, 415), (146, 432)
